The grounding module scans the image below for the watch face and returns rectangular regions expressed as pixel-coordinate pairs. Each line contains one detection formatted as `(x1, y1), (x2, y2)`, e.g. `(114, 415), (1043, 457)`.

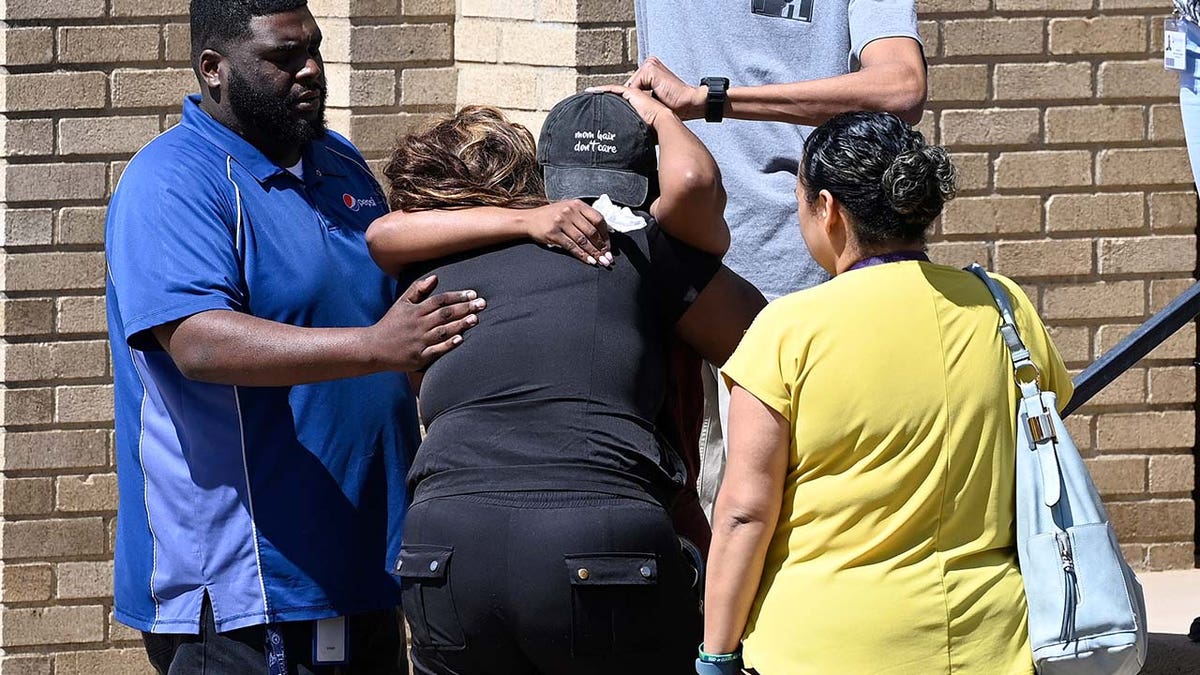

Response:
(752, 0), (815, 23)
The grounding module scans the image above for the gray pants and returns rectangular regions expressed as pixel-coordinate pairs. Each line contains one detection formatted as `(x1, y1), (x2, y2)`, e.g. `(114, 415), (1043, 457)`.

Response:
(697, 362), (732, 521)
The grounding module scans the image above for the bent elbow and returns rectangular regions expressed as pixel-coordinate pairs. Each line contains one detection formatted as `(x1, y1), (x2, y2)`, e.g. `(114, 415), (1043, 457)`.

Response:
(364, 217), (389, 258)
(893, 72), (928, 126)
(896, 94), (927, 126)
(712, 508), (769, 540)
(677, 167), (720, 198)
(365, 218), (406, 276)
(170, 344), (219, 382)
(712, 493), (779, 536)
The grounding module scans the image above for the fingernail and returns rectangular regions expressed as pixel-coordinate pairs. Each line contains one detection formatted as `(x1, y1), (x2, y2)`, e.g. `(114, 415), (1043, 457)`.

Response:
(585, 87), (598, 92)
(472, 299), (487, 310)
(587, 256), (597, 265)
(601, 253), (613, 266)
(463, 290), (477, 300)
(466, 314), (478, 325)
(451, 335), (463, 345)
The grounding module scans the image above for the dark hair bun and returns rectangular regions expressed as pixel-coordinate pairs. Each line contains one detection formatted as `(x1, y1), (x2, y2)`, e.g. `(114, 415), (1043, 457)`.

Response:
(881, 145), (957, 221)
(800, 112), (958, 246)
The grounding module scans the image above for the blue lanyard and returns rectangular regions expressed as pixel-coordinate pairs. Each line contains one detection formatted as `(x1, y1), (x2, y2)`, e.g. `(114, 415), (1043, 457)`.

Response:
(847, 250), (929, 272)
(266, 624), (288, 675)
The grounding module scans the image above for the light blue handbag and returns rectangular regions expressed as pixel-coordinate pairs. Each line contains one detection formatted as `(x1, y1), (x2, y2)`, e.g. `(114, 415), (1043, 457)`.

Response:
(968, 264), (1148, 675)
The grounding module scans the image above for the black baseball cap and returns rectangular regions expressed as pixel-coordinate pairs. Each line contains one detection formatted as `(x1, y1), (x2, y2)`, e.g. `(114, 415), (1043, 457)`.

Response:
(537, 92), (657, 208)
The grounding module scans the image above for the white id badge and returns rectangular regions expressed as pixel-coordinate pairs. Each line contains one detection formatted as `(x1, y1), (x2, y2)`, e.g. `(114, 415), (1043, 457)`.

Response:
(312, 616), (348, 665)
(1166, 18), (1187, 71)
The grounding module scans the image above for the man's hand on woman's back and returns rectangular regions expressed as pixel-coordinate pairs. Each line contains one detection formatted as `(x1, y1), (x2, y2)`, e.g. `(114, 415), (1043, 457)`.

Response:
(367, 274), (488, 371)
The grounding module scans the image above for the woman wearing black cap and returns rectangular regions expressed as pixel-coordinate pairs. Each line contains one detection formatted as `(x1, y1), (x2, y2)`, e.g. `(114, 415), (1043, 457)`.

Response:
(366, 93), (764, 675)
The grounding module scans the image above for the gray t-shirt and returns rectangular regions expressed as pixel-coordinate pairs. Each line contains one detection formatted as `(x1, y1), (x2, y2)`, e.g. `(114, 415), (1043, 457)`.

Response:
(635, 0), (921, 299)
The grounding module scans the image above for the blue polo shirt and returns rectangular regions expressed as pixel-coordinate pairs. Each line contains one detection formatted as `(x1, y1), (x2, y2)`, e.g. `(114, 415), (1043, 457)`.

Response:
(106, 95), (418, 633)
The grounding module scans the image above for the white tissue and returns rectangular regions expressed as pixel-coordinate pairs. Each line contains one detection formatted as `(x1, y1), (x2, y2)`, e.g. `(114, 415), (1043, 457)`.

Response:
(592, 194), (648, 233)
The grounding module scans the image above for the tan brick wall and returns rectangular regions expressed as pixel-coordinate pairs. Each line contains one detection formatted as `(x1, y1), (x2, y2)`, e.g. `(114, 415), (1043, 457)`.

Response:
(312, 0), (456, 168)
(453, 0), (636, 135)
(1, 0), (1197, 670)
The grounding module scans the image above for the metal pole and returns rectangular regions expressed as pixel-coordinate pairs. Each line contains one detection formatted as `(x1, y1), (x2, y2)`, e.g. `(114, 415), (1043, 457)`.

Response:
(1063, 280), (1200, 417)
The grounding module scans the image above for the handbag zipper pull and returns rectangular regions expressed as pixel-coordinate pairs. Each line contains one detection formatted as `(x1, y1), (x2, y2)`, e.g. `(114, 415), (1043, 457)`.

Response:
(1057, 532), (1079, 643)
(1057, 533), (1074, 573)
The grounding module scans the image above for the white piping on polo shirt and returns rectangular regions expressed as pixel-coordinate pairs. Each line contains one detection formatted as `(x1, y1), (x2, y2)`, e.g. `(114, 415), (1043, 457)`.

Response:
(233, 385), (270, 622)
(227, 156), (245, 258)
(128, 343), (164, 631)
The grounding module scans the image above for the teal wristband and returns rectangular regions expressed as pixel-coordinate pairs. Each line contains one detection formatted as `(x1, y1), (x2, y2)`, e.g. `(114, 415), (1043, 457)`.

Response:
(697, 644), (742, 664)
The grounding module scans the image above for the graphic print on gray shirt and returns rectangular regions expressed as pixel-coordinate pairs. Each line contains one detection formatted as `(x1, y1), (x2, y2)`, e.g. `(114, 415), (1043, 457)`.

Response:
(635, 0), (921, 299)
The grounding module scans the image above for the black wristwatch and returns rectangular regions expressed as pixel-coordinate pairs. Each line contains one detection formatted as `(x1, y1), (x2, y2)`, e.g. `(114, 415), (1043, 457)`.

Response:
(699, 77), (729, 123)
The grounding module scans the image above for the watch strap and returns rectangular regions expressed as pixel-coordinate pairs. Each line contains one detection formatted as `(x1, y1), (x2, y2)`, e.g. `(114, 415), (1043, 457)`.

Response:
(699, 77), (729, 123)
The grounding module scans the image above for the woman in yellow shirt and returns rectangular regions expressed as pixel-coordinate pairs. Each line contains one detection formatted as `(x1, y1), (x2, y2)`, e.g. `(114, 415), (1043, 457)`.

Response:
(701, 111), (1072, 675)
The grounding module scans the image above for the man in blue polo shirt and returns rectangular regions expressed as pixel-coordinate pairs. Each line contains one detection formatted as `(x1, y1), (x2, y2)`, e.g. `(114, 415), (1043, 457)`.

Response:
(105, 1), (484, 673)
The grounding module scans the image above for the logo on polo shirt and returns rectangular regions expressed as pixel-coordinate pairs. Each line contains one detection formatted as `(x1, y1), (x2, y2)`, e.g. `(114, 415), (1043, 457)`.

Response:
(342, 193), (379, 212)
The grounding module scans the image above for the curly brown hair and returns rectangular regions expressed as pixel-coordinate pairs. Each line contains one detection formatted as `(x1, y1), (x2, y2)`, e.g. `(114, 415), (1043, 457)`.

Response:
(383, 106), (548, 212)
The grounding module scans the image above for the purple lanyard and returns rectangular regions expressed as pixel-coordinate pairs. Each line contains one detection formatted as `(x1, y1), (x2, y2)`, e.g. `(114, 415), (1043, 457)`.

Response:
(847, 250), (930, 272)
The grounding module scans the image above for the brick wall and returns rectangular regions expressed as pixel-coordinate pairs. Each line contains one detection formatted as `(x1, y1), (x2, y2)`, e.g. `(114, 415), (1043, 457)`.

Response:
(311, 0), (456, 168)
(1, 0), (1196, 671)
(453, 0), (637, 136)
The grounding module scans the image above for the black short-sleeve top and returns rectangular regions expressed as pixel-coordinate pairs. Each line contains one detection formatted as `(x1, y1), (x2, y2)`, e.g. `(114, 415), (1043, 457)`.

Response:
(404, 216), (720, 504)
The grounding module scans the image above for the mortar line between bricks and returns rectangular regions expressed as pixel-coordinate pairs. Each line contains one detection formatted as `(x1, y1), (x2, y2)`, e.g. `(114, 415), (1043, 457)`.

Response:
(345, 16), (455, 27)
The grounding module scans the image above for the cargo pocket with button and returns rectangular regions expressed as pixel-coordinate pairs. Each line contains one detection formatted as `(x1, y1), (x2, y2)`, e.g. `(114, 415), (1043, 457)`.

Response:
(564, 553), (660, 657)
(396, 545), (466, 651)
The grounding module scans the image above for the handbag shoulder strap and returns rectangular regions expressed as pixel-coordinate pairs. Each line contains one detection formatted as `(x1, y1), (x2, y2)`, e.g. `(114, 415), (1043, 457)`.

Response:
(967, 264), (1064, 507)
(965, 263), (1042, 397)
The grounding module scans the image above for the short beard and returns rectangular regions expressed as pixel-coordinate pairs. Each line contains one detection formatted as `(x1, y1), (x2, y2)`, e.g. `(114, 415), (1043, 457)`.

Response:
(227, 68), (326, 150)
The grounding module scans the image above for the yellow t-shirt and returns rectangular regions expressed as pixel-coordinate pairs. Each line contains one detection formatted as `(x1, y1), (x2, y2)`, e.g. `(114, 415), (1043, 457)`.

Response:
(722, 261), (1072, 675)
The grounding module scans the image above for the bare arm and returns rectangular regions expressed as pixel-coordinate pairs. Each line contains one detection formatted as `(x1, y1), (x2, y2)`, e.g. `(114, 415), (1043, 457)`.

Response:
(630, 38), (927, 126)
(366, 201), (612, 277)
(703, 385), (790, 654)
(588, 85), (731, 256)
(650, 112), (730, 256)
(151, 275), (485, 387)
(674, 267), (767, 365)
